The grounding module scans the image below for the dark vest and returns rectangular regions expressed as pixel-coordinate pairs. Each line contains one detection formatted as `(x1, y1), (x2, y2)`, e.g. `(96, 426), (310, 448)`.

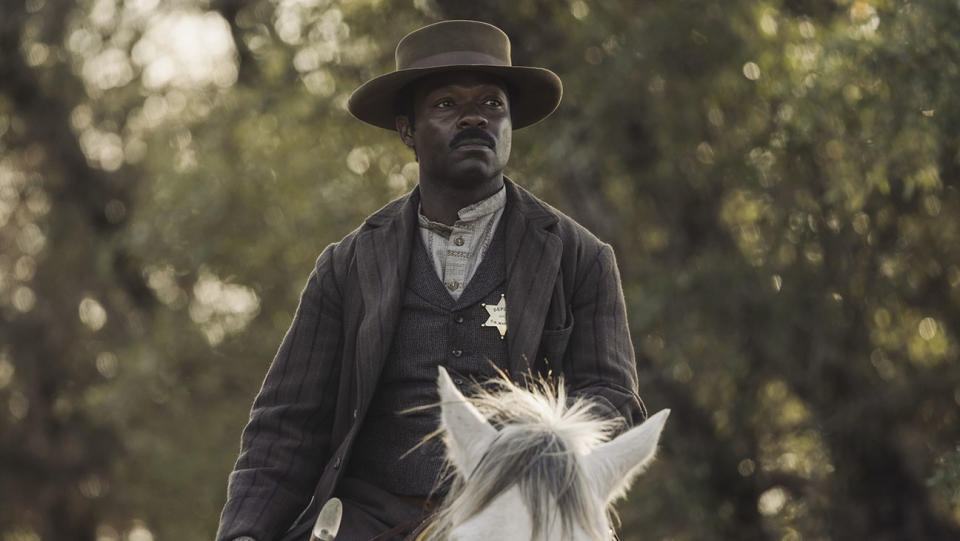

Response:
(344, 222), (508, 496)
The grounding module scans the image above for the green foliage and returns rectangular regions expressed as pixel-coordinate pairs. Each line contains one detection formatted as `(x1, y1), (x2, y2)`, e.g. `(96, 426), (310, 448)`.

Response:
(1, 0), (959, 539)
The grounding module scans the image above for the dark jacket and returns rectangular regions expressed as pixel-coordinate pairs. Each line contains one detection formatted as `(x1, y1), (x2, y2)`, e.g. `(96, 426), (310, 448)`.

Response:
(216, 179), (645, 541)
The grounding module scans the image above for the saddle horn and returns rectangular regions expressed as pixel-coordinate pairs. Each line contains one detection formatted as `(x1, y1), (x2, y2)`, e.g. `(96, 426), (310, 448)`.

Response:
(311, 497), (343, 541)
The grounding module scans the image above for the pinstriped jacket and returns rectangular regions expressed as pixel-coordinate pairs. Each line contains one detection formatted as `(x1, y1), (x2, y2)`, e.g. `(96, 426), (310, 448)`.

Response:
(216, 179), (645, 541)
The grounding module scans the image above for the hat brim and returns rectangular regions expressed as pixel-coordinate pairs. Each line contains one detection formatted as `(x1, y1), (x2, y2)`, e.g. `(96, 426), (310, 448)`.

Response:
(347, 64), (562, 131)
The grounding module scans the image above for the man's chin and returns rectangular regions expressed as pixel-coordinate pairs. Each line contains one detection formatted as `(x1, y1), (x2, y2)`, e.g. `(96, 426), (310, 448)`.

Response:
(445, 159), (504, 183)
(450, 153), (503, 180)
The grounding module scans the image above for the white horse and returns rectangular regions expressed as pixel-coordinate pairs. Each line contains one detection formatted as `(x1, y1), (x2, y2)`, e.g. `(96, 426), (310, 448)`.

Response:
(416, 366), (670, 541)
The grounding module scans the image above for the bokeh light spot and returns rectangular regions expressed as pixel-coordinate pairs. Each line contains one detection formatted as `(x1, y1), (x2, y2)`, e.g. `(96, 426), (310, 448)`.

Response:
(96, 351), (119, 378)
(96, 524), (120, 541)
(759, 12), (778, 36)
(918, 317), (938, 341)
(9, 391), (29, 420)
(0, 354), (14, 389)
(132, 11), (237, 90)
(12, 286), (37, 312)
(17, 223), (46, 255)
(303, 70), (336, 97)
(127, 522), (154, 541)
(82, 48), (135, 91)
(79, 296), (108, 331)
(570, 0), (590, 20)
(189, 270), (261, 346)
(346, 146), (372, 175)
(758, 486), (787, 515)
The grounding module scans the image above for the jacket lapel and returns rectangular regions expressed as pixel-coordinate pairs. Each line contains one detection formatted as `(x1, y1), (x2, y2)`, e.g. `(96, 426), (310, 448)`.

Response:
(503, 180), (562, 376)
(354, 189), (419, 403)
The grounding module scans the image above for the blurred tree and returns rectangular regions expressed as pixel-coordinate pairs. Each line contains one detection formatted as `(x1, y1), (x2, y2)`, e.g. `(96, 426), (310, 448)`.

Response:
(1, 0), (958, 540)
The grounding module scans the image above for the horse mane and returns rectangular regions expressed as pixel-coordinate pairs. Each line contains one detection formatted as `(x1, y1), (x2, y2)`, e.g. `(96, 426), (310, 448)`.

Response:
(418, 372), (625, 541)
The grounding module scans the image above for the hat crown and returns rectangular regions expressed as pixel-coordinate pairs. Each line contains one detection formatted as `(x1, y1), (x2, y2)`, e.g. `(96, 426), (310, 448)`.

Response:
(396, 20), (512, 70)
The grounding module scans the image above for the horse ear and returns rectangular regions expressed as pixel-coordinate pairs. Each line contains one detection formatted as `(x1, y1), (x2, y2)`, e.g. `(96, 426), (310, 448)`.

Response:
(584, 409), (670, 503)
(437, 366), (498, 477)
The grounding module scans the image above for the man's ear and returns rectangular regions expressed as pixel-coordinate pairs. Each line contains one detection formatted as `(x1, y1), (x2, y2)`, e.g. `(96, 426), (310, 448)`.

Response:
(396, 115), (415, 149)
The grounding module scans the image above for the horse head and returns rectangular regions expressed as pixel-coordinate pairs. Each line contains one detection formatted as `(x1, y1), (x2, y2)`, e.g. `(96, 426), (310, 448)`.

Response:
(424, 366), (669, 541)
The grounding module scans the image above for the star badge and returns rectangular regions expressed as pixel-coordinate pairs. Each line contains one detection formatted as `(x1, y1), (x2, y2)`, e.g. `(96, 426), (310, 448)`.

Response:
(481, 294), (507, 339)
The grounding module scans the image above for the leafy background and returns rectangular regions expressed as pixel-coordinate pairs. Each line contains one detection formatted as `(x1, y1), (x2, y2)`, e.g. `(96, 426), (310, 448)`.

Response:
(1, 0), (959, 539)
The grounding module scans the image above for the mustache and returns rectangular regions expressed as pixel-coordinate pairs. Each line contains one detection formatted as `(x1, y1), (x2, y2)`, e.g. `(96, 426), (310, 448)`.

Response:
(450, 128), (496, 149)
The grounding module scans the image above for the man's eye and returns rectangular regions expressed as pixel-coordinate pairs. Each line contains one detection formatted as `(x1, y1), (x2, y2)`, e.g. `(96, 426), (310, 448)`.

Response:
(484, 98), (503, 107)
(435, 99), (454, 108)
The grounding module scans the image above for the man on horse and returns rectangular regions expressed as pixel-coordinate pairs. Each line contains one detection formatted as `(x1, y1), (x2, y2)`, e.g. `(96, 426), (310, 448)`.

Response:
(216, 20), (646, 541)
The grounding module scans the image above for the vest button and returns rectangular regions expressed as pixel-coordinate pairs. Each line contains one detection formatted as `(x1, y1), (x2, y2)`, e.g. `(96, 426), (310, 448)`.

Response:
(447, 280), (460, 291)
(451, 349), (462, 357)
(454, 315), (464, 324)
(454, 236), (465, 246)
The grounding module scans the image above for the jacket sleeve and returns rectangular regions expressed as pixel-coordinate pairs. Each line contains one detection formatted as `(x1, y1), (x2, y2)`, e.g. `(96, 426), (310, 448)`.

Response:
(216, 246), (343, 541)
(563, 244), (646, 427)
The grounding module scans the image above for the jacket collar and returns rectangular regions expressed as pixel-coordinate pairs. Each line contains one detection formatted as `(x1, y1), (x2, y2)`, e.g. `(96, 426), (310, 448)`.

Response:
(363, 185), (420, 228)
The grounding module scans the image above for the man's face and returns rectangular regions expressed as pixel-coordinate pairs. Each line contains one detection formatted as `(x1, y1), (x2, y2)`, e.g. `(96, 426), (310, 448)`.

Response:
(397, 71), (512, 187)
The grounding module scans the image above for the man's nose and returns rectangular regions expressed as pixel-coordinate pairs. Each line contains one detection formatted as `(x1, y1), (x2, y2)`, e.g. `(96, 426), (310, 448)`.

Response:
(457, 105), (488, 129)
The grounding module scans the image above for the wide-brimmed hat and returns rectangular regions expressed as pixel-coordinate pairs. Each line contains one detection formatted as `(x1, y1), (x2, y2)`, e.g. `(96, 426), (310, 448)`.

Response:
(348, 20), (563, 131)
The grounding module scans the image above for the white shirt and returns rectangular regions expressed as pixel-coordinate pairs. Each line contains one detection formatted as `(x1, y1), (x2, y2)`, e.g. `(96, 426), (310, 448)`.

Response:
(417, 186), (506, 300)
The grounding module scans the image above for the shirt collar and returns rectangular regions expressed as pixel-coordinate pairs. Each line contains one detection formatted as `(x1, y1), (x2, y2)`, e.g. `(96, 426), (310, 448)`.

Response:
(456, 184), (507, 221)
(418, 184), (507, 233)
